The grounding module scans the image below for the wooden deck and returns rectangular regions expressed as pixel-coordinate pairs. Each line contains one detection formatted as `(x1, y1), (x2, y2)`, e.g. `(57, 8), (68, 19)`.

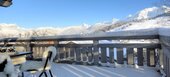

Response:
(2, 28), (170, 77)
(23, 63), (161, 77)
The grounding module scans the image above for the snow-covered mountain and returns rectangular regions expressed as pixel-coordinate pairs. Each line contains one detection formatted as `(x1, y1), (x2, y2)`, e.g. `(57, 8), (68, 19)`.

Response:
(0, 6), (170, 38)
(107, 5), (170, 32)
(132, 6), (170, 20)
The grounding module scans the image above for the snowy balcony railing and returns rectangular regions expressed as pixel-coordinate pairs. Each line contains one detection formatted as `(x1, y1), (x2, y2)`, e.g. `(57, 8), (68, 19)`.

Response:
(0, 28), (170, 77)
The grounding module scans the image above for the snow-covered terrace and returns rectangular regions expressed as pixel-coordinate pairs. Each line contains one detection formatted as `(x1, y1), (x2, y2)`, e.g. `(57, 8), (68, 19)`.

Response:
(48, 63), (160, 77)
(1, 28), (170, 77)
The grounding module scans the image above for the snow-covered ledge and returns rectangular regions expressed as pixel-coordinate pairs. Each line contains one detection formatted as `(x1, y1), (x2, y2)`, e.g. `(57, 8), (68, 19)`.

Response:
(159, 28), (170, 36)
(158, 28), (170, 77)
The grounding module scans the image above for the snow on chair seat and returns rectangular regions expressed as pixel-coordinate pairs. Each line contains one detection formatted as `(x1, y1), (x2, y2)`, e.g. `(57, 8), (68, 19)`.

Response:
(0, 53), (18, 77)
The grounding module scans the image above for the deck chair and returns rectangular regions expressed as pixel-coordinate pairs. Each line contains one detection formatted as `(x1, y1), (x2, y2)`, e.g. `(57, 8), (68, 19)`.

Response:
(0, 53), (18, 77)
(21, 46), (57, 77)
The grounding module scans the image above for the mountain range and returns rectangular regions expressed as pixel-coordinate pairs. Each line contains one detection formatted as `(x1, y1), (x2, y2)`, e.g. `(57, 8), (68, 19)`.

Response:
(0, 5), (170, 38)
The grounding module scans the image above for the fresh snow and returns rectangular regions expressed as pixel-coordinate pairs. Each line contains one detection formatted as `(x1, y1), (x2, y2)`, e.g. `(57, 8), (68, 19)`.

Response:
(159, 27), (170, 36)
(131, 6), (170, 20)
(28, 63), (160, 77)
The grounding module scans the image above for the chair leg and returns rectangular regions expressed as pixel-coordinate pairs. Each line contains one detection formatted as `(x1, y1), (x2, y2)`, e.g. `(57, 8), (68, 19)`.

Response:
(39, 72), (44, 77)
(44, 72), (48, 77)
(22, 72), (24, 77)
(49, 70), (53, 77)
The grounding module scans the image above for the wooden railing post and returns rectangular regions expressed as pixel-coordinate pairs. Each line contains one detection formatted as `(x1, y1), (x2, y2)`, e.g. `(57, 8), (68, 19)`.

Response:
(69, 47), (75, 61)
(147, 48), (156, 67)
(26, 42), (33, 59)
(87, 47), (93, 63)
(117, 48), (124, 64)
(109, 47), (114, 63)
(75, 47), (81, 62)
(53, 41), (59, 61)
(93, 40), (99, 65)
(137, 48), (144, 66)
(101, 47), (107, 63)
(127, 48), (134, 65)
(81, 47), (87, 62)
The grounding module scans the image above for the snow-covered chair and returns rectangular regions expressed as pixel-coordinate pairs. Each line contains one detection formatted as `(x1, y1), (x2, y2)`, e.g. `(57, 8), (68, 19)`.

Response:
(0, 53), (18, 77)
(21, 46), (57, 77)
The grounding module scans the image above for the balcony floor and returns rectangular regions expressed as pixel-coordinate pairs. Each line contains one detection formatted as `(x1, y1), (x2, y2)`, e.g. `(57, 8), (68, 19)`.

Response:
(23, 63), (161, 77)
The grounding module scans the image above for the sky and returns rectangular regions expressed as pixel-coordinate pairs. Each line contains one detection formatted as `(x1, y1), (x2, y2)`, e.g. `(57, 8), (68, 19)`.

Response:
(0, 0), (159, 28)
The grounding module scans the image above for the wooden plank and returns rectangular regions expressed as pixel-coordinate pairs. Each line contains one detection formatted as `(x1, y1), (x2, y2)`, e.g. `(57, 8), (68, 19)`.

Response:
(158, 49), (163, 67)
(137, 48), (143, 66)
(4, 29), (158, 42)
(69, 48), (75, 60)
(87, 47), (93, 62)
(63, 47), (66, 59)
(93, 40), (99, 64)
(57, 43), (161, 48)
(55, 47), (60, 61)
(65, 47), (69, 59)
(0, 43), (161, 48)
(117, 48), (124, 64)
(147, 48), (156, 67)
(33, 47), (38, 58)
(168, 58), (170, 77)
(109, 47), (114, 63)
(127, 48), (134, 65)
(163, 53), (167, 74)
(81, 47), (87, 61)
(75, 48), (81, 62)
(169, 59), (170, 77)
(150, 49), (156, 67)
(164, 56), (168, 77)
(54, 41), (59, 61)
(59, 47), (64, 59)
(101, 47), (107, 63)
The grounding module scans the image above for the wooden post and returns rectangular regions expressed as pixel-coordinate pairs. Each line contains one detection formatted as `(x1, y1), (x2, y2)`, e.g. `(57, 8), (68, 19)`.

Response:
(65, 47), (69, 59)
(109, 47), (114, 63)
(26, 42), (33, 52)
(53, 40), (59, 61)
(147, 48), (156, 67)
(93, 40), (99, 65)
(88, 47), (93, 62)
(158, 49), (163, 67)
(70, 47), (75, 60)
(163, 55), (167, 77)
(82, 47), (87, 62)
(75, 48), (81, 62)
(26, 42), (33, 59)
(167, 58), (170, 77)
(137, 48), (143, 66)
(101, 47), (107, 63)
(73, 48), (76, 61)
(37, 47), (41, 58)
(59, 47), (64, 59)
(41, 47), (45, 56)
(80, 48), (83, 61)
(127, 48), (134, 65)
(117, 48), (124, 64)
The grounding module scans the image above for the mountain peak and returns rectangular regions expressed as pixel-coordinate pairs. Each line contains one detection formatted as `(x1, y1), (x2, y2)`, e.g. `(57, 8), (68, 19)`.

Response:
(133, 6), (170, 20)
